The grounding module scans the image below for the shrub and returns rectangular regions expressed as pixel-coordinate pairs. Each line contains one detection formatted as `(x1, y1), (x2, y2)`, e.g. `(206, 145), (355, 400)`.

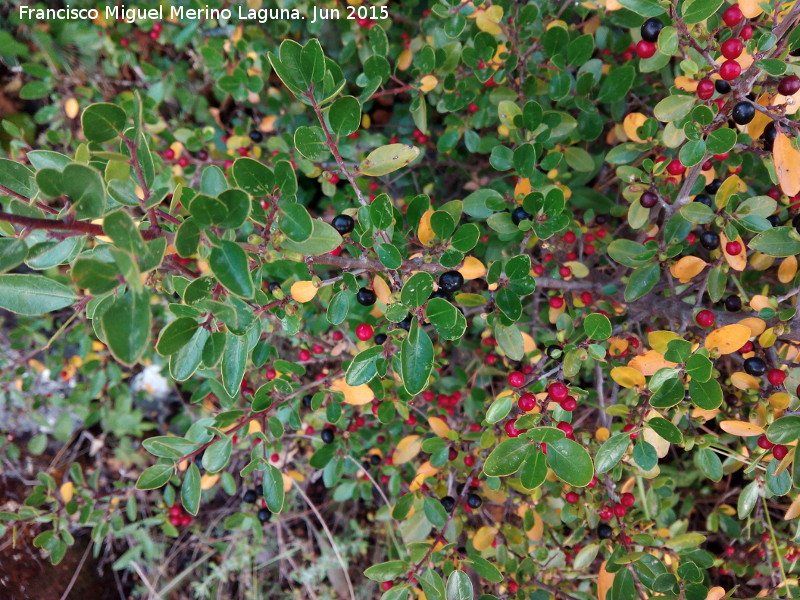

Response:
(2, 0), (800, 598)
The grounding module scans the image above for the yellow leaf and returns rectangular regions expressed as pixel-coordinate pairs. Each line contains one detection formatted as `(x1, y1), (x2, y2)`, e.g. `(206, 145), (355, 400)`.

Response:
(670, 256), (707, 283)
(474, 5), (504, 34)
(643, 410), (670, 457)
(623, 113), (648, 143)
(705, 587), (728, 600)
(372, 275), (391, 305)
(410, 460), (437, 490)
(714, 175), (745, 209)
(749, 294), (772, 311)
(65, 98), (80, 119)
(704, 324), (752, 355)
(291, 280), (318, 303)
(521, 332), (536, 354)
(674, 76), (699, 93)
(628, 351), (677, 376)
(750, 252), (775, 271)
(769, 392), (790, 410)
(780, 255), (798, 283)
(719, 420), (765, 437)
(419, 75), (438, 93)
(610, 366), (645, 388)
(418, 209), (435, 246)
(393, 435), (422, 465)
(200, 473), (220, 490)
(739, 0), (764, 17)
(647, 331), (681, 354)
(720, 232), (746, 272)
(526, 510), (544, 541)
(514, 178), (532, 199)
(563, 261), (589, 278)
(598, 561), (615, 600)
(748, 93), (773, 139)
(738, 317), (766, 337)
(786, 496), (800, 520)
(60, 481), (75, 503)
(360, 144), (420, 177)
(774, 130), (800, 196)
(759, 327), (777, 348)
(459, 256), (486, 280)
(397, 48), (413, 71)
(330, 379), (374, 405)
(248, 420), (262, 434)
(428, 417), (451, 438)
(731, 372), (761, 390)
(473, 526), (498, 551)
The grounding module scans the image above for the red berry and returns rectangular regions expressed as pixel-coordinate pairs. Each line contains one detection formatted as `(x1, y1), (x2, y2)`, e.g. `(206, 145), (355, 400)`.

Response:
(768, 188), (782, 200)
(149, 30), (159, 40)
(332, 330), (343, 341)
(767, 368), (786, 386)
(549, 297), (564, 309)
(560, 396), (577, 411)
(587, 476), (598, 488)
(565, 491), (580, 504)
(464, 455), (475, 467)
(518, 393), (536, 412)
(467, 102), (479, 113)
(299, 349), (311, 361)
(599, 506), (613, 520)
(695, 309), (715, 328)
(313, 344), (324, 354)
(613, 504), (627, 518)
(564, 231), (576, 244)
(636, 40), (656, 59)
(266, 368), (277, 380)
(328, 174), (340, 185)
(504, 418), (521, 438)
(697, 78), (715, 100)
(757, 435), (774, 450)
(666, 159), (685, 176)
(381, 581), (393, 591)
(120, 37), (130, 47)
(164, 148), (175, 160)
(620, 492), (635, 507)
(741, 24), (753, 39)
(721, 38), (744, 59)
(532, 265), (545, 275)
(180, 514), (192, 526)
(169, 505), (182, 517)
(559, 266), (572, 278)
(622, 423), (639, 439)
(152, 22), (163, 33)
(739, 341), (754, 354)
(178, 156), (190, 168)
(548, 382), (569, 402)
(556, 421), (573, 436)
(724, 545), (735, 556)
(722, 4), (743, 27)
(580, 291), (593, 304)
(355, 323), (374, 341)
(714, 152), (729, 161)
(507, 580), (519, 594)
(725, 241), (742, 255)
(719, 59), (742, 81)
(508, 371), (525, 387)
(773, 445), (789, 460)
(170, 515), (181, 526)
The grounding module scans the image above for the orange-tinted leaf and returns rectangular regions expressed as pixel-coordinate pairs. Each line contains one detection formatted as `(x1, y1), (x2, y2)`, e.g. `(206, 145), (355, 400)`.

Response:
(628, 351), (677, 376)
(704, 324), (752, 355)
(330, 379), (374, 405)
(774, 130), (800, 196)
(731, 372), (761, 390)
(670, 256), (707, 283)
(598, 561), (615, 600)
(720, 232), (746, 272)
(719, 420), (765, 437)
(623, 113), (648, 143)
(473, 526), (499, 551)
(392, 435), (422, 465)
(290, 280), (318, 303)
(459, 256), (486, 280)
(610, 366), (645, 388)
(417, 209), (435, 246)
(428, 417), (451, 438)
(779, 255), (798, 283)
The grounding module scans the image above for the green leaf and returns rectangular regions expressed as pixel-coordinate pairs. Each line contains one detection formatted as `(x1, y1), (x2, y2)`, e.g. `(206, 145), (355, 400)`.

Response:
(294, 126), (330, 161)
(767, 416), (800, 444)
(584, 313), (612, 340)
(327, 290), (350, 325)
(483, 438), (529, 477)
(749, 227), (800, 257)
(401, 320), (434, 395)
(136, 462), (174, 490)
(181, 463), (202, 516)
(647, 417), (683, 443)
(222, 333), (248, 397)
(329, 96), (361, 136)
(0, 238), (27, 273)
(445, 571), (472, 600)
(360, 144), (421, 176)
(203, 436), (232, 473)
(81, 103), (127, 142)
(156, 318), (199, 356)
(401, 272), (433, 307)
(62, 163), (105, 219)
(618, 0), (665, 16)
(494, 323), (524, 361)
(547, 438), (593, 487)
(706, 127), (737, 155)
(102, 289), (151, 365)
(597, 66), (635, 103)
(595, 434), (630, 474)
(365, 561), (410, 582)
(695, 448), (722, 481)
(682, 0), (724, 24)
(737, 480), (759, 518)
(689, 378), (722, 410)
(103, 210), (146, 255)
(346, 346), (384, 386)
(624, 263), (660, 302)
(0, 158), (36, 198)
(0, 274), (77, 315)
(278, 203), (313, 242)
(281, 219), (343, 255)
(263, 464), (285, 513)
(654, 95), (696, 122)
(209, 241), (254, 298)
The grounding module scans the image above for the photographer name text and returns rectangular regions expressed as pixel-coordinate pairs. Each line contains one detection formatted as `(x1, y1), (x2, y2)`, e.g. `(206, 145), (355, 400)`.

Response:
(18, 4), (389, 25)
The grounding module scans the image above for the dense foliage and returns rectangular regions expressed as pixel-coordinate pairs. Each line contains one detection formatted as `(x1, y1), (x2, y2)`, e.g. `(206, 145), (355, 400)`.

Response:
(3, 0), (800, 598)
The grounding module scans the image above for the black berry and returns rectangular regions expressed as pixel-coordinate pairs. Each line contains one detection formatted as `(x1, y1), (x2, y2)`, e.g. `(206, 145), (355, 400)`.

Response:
(743, 357), (767, 376)
(731, 101), (755, 125)
(466, 493), (482, 509)
(694, 194), (712, 207)
(357, 287), (377, 306)
(321, 427), (335, 444)
(640, 191), (658, 208)
(715, 80), (731, 94)
(398, 314), (412, 331)
(370, 454), (381, 465)
(257, 507), (271, 522)
(724, 295), (742, 312)
(706, 179), (722, 194)
(374, 333), (387, 345)
(440, 496), (456, 512)
(762, 123), (777, 151)
(511, 206), (532, 225)
(439, 271), (464, 293)
(699, 231), (720, 250)
(249, 130), (263, 143)
(640, 17), (664, 43)
(332, 214), (354, 235)
(598, 524), (613, 539)
(768, 214), (782, 228)
(243, 489), (258, 503)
